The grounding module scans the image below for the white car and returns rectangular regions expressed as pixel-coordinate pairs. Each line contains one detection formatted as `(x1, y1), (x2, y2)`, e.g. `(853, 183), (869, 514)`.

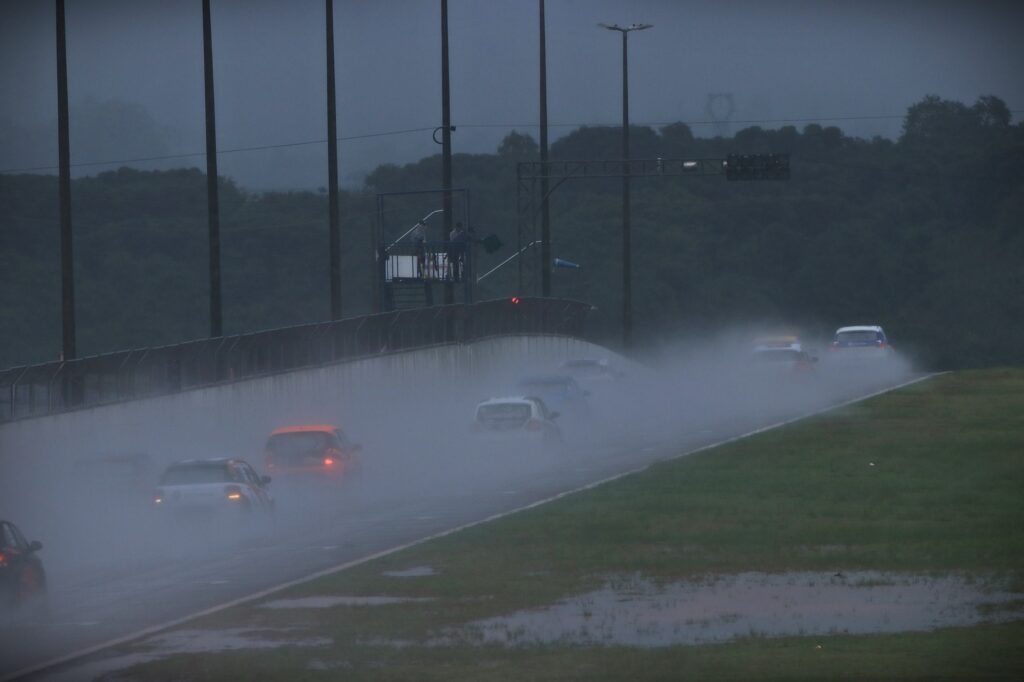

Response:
(472, 396), (562, 452)
(827, 325), (895, 361)
(154, 458), (274, 521)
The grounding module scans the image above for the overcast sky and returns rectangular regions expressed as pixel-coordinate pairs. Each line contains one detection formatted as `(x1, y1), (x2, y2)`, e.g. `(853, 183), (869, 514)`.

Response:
(1, 0), (1021, 190)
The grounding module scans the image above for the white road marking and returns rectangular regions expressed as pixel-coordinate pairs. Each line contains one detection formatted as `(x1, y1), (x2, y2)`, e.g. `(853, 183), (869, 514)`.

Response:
(2, 372), (942, 682)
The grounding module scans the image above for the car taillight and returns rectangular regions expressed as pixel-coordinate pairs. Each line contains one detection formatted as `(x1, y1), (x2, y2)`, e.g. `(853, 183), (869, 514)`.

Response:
(0, 552), (7, 566)
(323, 457), (335, 466)
(525, 419), (544, 431)
(225, 485), (243, 501)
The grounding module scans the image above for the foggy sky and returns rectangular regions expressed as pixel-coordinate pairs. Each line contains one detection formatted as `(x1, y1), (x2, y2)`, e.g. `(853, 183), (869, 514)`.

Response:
(1, 0), (1022, 190)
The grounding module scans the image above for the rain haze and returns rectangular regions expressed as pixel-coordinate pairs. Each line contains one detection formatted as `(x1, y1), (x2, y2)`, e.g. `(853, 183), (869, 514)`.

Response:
(2, 0), (1023, 189)
(1, 0), (1023, 678)
(0, 327), (921, 675)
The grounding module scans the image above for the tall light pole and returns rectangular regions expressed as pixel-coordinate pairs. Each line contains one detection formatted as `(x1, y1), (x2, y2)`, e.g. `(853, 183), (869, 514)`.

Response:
(55, 0), (75, 361)
(539, 0), (550, 297)
(599, 22), (650, 349)
(202, 0), (222, 338)
(440, 0), (454, 304)
(326, 0), (341, 320)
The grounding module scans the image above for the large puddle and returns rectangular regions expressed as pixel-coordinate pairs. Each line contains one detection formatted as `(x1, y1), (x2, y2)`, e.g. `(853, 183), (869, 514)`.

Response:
(47, 571), (1023, 680)
(454, 572), (1024, 647)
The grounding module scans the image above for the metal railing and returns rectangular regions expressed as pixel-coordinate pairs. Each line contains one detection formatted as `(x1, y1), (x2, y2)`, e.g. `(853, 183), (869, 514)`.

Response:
(0, 298), (590, 423)
(383, 241), (468, 283)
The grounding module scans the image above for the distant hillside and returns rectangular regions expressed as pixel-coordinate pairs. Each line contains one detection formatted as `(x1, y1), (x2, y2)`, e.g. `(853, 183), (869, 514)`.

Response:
(2, 95), (1021, 369)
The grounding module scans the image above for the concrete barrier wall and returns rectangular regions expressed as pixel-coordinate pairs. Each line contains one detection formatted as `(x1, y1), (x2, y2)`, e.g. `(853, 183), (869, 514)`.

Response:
(0, 335), (612, 517)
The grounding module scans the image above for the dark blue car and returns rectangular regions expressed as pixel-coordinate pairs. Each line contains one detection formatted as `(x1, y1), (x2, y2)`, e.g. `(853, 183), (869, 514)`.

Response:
(516, 375), (590, 417)
(828, 325), (894, 361)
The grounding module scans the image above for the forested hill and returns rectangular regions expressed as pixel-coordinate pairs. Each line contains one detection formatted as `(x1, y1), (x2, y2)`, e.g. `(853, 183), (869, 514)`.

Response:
(2, 95), (1021, 370)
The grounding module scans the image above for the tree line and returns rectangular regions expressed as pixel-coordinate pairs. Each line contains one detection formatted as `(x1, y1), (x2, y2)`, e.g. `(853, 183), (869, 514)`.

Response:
(1, 95), (1021, 369)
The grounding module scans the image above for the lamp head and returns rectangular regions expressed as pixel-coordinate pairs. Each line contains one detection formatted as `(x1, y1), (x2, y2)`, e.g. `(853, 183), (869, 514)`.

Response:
(598, 22), (652, 33)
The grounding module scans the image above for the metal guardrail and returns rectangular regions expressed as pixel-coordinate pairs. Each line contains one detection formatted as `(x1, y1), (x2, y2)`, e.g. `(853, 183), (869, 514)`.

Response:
(383, 241), (468, 283)
(0, 297), (590, 423)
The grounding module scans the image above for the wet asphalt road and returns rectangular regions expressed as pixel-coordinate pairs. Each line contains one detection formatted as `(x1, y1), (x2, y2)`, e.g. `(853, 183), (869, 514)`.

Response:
(0, 370), (926, 680)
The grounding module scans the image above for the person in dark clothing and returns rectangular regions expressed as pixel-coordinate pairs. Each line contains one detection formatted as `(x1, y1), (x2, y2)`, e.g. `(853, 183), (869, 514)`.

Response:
(411, 221), (426, 278)
(448, 222), (470, 282)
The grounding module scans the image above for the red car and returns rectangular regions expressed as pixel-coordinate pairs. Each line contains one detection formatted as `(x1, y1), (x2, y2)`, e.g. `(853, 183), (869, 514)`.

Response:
(263, 425), (362, 482)
(0, 520), (46, 609)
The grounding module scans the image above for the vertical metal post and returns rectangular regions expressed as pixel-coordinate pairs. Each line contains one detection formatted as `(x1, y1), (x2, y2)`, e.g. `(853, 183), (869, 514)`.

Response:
(463, 189), (473, 303)
(539, 0), (551, 297)
(202, 0), (222, 337)
(516, 166), (524, 296)
(375, 194), (386, 312)
(620, 30), (632, 349)
(440, 0), (454, 304)
(55, 0), (76, 361)
(326, 0), (342, 320)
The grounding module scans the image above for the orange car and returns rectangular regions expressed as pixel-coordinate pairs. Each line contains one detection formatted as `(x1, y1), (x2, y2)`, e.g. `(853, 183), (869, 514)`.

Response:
(263, 425), (362, 482)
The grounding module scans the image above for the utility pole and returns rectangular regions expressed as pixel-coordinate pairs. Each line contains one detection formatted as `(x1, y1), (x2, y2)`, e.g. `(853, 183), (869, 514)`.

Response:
(440, 0), (455, 305)
(326, 0), (341, 320)
(539, 0), (551, 297)
(55, 0), (75, 361)
(599, 22), (651, 349)
(202, 0), (222, 337)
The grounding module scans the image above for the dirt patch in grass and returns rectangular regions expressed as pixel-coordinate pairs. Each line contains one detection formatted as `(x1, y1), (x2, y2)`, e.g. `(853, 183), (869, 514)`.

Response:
(383, 566), (437, 577)
(261, 595), (436, 609)
(46, 628), (331, 682)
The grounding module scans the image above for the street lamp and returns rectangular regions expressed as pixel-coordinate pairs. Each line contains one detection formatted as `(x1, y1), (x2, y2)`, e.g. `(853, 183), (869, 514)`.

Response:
(599, 22), (651, 350)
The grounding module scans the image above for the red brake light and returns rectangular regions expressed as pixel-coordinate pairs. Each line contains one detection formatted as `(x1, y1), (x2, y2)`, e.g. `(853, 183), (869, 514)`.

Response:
(0, 551), (7, 566)
(511, 296), (521, 305)
(525, 418), (543, 431)
(323, 457), (335, 466)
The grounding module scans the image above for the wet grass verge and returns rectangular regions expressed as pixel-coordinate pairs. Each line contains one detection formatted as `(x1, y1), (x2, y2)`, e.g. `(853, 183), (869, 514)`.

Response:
(114, 368), (1024, 680)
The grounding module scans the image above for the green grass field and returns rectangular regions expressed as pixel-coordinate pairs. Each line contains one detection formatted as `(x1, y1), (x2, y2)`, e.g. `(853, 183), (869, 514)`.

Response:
(116, 369), (1024, 680)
